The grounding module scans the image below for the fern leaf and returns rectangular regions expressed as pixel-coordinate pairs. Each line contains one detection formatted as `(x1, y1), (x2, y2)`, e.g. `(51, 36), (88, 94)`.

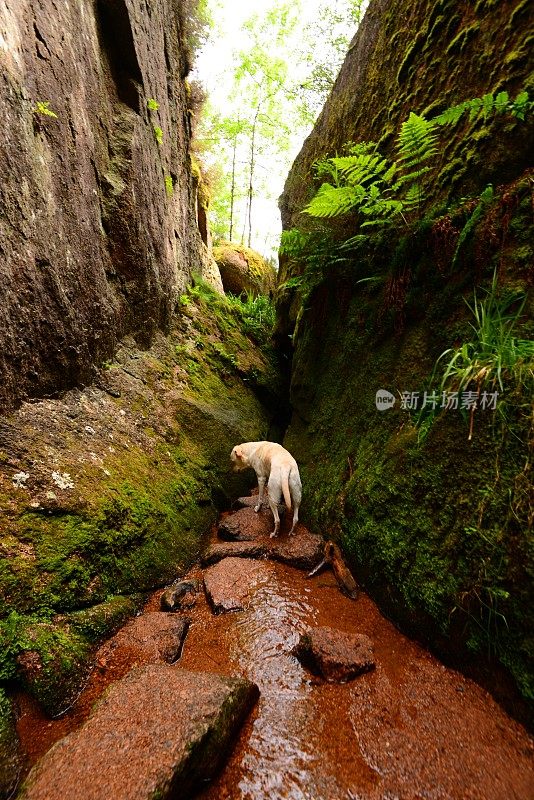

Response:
(495, 91), (509, 112)
(304, 184), (359, 217)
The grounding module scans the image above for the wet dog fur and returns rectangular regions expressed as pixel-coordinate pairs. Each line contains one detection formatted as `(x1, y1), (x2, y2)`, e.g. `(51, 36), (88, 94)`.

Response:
(230, 441), (302, 537)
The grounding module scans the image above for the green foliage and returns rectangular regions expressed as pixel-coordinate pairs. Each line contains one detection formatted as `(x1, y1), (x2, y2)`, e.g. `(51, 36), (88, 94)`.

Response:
(180, 0), (213, 60)
(146, 98), (160, 112)
(187, 277), (276, 346)
(295, 0), (366, 123)
(437, 272), (534, 395)
(32, 100), (57, 118)
(434, 90), (533, 126)
(226, 292), (276, 344)
(153, 125), (163, 145)
(303, 91), (531, 236)
(164, 175), (174, 196)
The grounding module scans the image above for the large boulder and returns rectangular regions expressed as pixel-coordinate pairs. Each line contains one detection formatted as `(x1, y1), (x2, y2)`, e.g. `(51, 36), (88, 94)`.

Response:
(213, 241), (276, 297)
(19, 665), (259, 800)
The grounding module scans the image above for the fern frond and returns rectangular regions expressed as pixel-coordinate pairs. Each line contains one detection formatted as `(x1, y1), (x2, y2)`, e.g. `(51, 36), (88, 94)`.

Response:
(329, 153), (391, 187)
(393, 166), (432, 189)
(397, 113), (438, 164)
(303, 183), (360, 217)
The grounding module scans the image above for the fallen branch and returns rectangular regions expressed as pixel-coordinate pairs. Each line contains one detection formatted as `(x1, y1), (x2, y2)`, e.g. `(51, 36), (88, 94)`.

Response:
(308, 540), (359, 599)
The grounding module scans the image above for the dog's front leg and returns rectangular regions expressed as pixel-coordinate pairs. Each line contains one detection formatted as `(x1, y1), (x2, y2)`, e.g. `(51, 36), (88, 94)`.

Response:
(255, 477), (266, 512)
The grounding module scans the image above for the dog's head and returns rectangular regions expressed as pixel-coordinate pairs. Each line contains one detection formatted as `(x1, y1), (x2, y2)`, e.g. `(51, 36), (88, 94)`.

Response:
(230, 444), (248, 472)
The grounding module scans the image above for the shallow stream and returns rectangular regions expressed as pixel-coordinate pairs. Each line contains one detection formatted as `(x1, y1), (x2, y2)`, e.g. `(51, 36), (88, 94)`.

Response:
(14, 514), (534, 800)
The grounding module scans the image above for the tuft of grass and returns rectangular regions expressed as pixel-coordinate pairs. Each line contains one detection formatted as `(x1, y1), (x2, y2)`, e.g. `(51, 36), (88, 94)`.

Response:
(433, 271), (533, 439)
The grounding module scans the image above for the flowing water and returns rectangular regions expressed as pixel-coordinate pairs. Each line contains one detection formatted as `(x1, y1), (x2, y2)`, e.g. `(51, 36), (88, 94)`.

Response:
(14, 519), (534, 800)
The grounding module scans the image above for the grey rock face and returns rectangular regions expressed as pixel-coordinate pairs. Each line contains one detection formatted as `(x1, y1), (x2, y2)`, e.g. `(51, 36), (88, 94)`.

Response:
(0, 0), (205, 412)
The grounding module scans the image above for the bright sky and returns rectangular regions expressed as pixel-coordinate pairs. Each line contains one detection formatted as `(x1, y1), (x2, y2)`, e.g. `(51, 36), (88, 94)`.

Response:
(194, 0), (363, 258)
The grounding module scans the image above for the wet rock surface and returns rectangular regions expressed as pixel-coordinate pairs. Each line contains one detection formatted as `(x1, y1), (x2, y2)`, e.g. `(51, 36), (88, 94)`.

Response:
(217, 506), (274, 541)
(160, 581), (199, 611)
(203, 558), (268, 613)
(232, 495), (260, 510)
(269, 530), (324, 571)
(20, 665), (259, 800)
(13, 502), (534, 800)
(201, 541), (268, 566)
(294, 626), (375, 682)
(97, 613), (189, 669)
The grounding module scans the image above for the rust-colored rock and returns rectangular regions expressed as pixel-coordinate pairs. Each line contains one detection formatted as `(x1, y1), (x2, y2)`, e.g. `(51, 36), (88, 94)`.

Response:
(270, 530), (324, 571)
(217, 506), (274, 541)
(19, 665), (259, 800)
(97, 613), (189, 670)
(201, 541), (268, 567)
(293, 626), (375, 682)
(232, 495), (260, 510)
(203, 557), (267, 613)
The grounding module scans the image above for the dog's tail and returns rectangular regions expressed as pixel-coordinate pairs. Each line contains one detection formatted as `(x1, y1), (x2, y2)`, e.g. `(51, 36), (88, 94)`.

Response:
(281, 468), (292, 510)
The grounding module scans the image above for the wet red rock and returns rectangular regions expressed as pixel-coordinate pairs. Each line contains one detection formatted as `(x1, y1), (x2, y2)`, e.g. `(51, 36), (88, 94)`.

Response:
(217, 506), (274, 541)
(270, 527), (324, 570)
(21, 665), (259, 800)
(202, 541), (268, 566)
(294, 626), (375, 682)
(97, 612), (190, 667)
(203, 557), (268, 613)
(13, 515), (534, 800)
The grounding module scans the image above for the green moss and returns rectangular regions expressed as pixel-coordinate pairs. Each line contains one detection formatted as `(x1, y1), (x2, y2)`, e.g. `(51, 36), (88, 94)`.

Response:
(0, 687), (21, 798)
(213, 241), (276, 294)
(285, 181), (533, 703)
(0, 285), (282, 704)
(66, 595), (145, 642)
(0, 611), (93, 714)
(508, 0), (533, 30)
(446, 23), (481, 56)
(396, 33), (425, 84)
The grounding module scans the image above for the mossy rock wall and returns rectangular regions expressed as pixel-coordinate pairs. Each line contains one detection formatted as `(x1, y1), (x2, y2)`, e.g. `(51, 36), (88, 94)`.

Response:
(279, 0), (533, 717)
(0, 284), (282, 722)
(284, 176), (533, 718)
(280, 0), (533, 241)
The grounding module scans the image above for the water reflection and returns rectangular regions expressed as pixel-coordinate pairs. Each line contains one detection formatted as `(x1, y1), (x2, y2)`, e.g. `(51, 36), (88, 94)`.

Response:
(231, 573), (342, 799)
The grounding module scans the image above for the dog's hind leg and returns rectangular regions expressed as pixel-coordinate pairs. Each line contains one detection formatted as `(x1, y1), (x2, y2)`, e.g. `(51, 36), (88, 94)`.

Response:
(268, 496), (280, 537)
(288, 502), (299, 535)
(255, 477), (266, 512)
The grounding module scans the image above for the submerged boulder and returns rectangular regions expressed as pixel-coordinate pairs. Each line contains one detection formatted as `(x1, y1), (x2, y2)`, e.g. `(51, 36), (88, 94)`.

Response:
(203, 557), (268, 613)
(213, 241), (276, 297)
(97, 613), (190, 669)
(160, 581), (199, 611)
